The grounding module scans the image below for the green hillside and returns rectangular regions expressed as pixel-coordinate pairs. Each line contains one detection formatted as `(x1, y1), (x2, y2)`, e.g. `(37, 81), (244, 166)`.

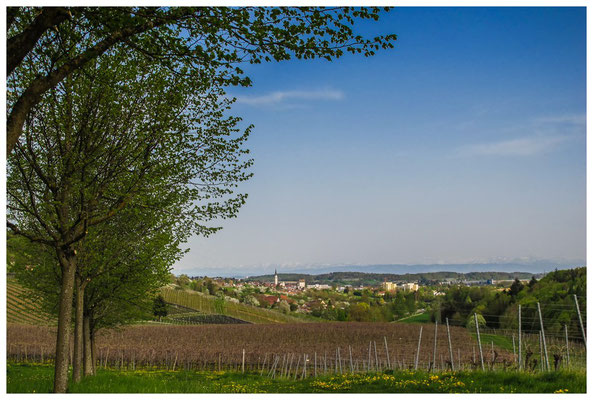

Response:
(161, 287), (310, 324)
(7, 278), (55, 326)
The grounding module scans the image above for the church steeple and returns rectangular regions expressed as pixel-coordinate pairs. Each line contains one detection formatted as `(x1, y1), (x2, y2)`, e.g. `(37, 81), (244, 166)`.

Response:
(274, 269), (278, 286)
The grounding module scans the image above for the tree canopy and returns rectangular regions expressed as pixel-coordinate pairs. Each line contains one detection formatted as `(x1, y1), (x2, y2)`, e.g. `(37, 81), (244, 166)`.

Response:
(7, 6), (396, 154)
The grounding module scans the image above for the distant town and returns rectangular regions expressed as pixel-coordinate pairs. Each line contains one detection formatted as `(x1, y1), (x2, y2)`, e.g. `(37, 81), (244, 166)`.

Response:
(165, 270), (543, 321)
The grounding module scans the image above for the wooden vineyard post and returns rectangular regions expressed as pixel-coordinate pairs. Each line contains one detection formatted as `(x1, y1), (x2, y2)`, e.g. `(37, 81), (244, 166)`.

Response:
(539, 331), (544, 372)
(564, 324), (570, 369)
(315, 352), (317, 377)
(271, 356), (280, 379)
(324, 351), (327, 375)
(337, 348), (342, 375)
(414, 326), (423, 370)
(384, 337), (391, 369)
(518, 305), (522, 370)
(303, 354), (307, 379)
(242, 349), (245, 374)
(432, 321), (438, 371)
(266, 356), (274, 378)
(288, 354), (294, 378)
(334, 349), (338, 374)
(294, 357), (301, 381)
(373, 341), (379, 371)
(513, 333), (517, 361)
(368, 342), (372, 371)
(574, 295), (587, 348)
(474, 313), (485, 371)
(349, 345), (354, 373)
(537, 302), (550, 371)
(261, 353), (268, 376)
(446, 317), (454, 371)
(283, 354), (289, 378)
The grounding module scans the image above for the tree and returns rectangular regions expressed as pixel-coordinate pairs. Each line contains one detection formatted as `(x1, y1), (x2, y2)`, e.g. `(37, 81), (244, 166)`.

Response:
(244, 295), (260, 307)
(509, 278), (524, 297)
(466, 313), (486, 330)
(78, 201), (183, 377)
(528, 276), (538, 288)
(11, 198), (185, 380)
(348, 302), (371, 322)
(153, 295), (169, 321)
(7, 6), (397, 155)
(7, 41), (250, 392)
(278, 300), (290, 314)
(176, 275), (191, 288)
(206, 279), (219, 296)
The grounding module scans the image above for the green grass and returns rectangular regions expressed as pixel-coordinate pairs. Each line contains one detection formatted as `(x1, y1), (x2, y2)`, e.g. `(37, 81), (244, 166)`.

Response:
(472, 332), (515, 352)
(397, 312), (431, 323)
(7, 362), (585, 393)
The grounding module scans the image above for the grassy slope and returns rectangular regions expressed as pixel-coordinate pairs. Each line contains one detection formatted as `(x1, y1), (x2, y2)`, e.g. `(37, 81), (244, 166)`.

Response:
(471, 332), (515, 352)
(7, 363), (585, 393)
(396, 312), (431, 323)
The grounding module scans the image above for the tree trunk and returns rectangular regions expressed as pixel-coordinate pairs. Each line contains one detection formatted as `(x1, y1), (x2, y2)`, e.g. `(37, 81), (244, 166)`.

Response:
(83, 315), (94, 376)
(53, 248), (77, 393)
(72, 276), (84, 383)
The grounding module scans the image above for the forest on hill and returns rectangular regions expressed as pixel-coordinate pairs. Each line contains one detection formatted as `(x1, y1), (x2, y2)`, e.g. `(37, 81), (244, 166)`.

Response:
(432, 267), (586, 335)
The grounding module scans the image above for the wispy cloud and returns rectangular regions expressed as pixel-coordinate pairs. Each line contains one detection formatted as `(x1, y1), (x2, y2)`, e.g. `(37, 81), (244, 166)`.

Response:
(235, 88), (344, 106)
(458, 135), (570, 157)
(533, 114), (586, 126)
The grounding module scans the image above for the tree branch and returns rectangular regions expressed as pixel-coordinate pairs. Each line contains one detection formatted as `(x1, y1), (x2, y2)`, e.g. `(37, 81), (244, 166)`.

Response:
(7, 8), (195, 156)
(7, 7), (71, 76)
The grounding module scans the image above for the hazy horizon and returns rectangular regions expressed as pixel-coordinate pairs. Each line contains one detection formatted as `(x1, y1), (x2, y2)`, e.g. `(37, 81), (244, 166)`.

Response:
(173, 7), (586, 277)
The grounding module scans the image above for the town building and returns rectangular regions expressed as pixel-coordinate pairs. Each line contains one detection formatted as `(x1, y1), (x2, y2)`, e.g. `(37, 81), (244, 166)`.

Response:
(400, 282), (419, 292)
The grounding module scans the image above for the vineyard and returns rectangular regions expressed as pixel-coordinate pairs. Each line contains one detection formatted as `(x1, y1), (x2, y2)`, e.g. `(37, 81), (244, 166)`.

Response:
(8, 322), (518, 373)
(160, 287), (311, 324)
(6, 278), (54, 326)
(160, 303), (250, 325)
(441, 301), (588, 372)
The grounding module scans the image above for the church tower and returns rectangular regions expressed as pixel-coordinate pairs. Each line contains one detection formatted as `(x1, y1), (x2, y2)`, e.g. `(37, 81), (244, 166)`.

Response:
(274, 269), (278, 286)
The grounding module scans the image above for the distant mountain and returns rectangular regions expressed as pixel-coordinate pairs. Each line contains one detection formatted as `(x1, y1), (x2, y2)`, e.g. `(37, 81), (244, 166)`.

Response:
(189, 260), (584, 279)
(285, 261), (583, 276)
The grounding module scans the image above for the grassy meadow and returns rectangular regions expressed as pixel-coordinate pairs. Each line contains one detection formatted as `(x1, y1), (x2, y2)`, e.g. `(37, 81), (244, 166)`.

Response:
(7, 362), (585, 393)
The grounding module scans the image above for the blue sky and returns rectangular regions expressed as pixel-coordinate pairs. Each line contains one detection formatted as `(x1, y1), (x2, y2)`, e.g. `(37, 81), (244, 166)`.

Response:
(175, 7), (586, 276)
